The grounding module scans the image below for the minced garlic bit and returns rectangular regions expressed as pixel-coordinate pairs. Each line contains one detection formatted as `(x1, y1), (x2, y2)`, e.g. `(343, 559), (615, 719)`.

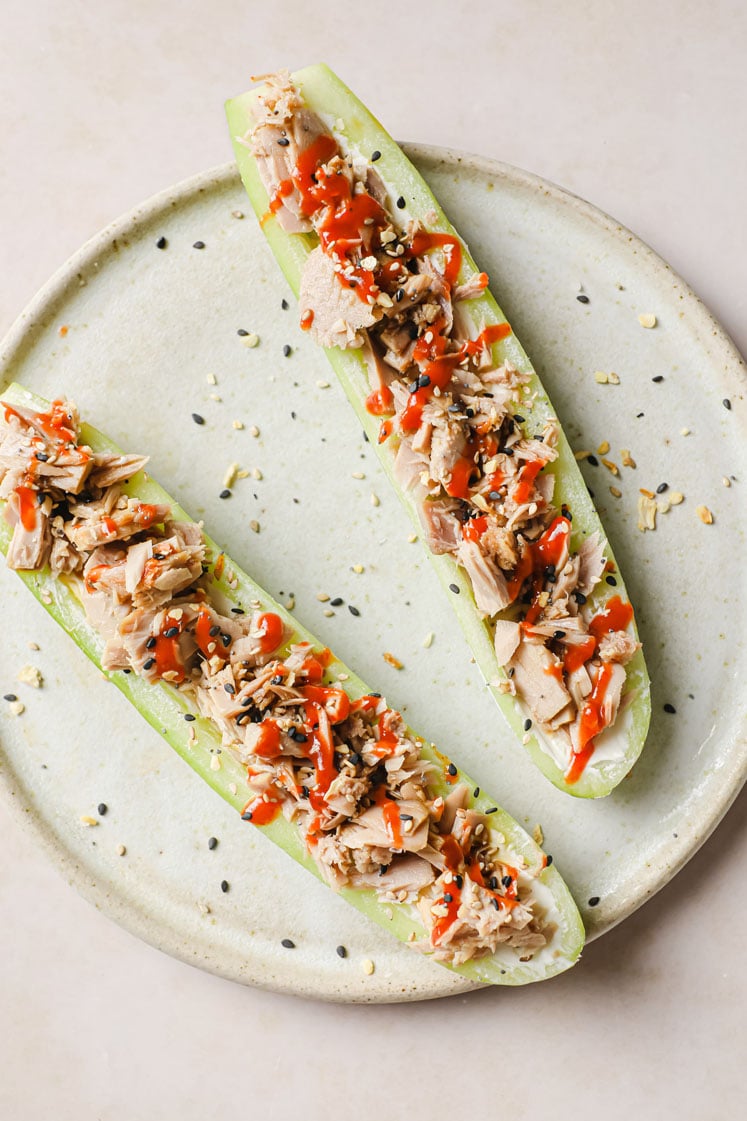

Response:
(610, 486), (622, 498)
(637, 493), (658, 532)
(532, 824), (544, 846)
(601, 458), (619, 476)
(423, 632), (434, 649)
(696, 505), (714, 524)
(597, 440), (610, 455)
(638, 313), (657, 329)
(620, 449), (636, 469)
(17, 664), (43, 688)
(370, 493), (380, 507)
(241, 332), (260, 348)
(80, 815), (99, 827)
(223, 463), (240, 489)
(232, 419), (244, 430)
(383, 652), (404, 670)
(250, 520), (260, 534)
(362, 959), (375, 976)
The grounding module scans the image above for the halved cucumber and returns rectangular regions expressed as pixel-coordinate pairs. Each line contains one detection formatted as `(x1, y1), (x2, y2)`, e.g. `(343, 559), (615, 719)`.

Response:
(226, 64), (651, 798)
(0, 382), (584, 985)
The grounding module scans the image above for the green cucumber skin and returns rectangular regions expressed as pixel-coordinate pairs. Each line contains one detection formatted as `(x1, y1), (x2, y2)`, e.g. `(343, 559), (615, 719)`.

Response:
(226, 64), (651, 799)
(0, 382), (583, 985)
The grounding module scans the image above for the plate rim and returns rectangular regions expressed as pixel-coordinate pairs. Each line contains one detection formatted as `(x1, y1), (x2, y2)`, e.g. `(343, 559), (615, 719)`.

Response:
(1, 147), (745, 1001)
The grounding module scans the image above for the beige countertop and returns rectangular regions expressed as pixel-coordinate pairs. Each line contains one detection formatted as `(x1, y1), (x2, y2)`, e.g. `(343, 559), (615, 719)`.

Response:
(1, 2), (744, 1118)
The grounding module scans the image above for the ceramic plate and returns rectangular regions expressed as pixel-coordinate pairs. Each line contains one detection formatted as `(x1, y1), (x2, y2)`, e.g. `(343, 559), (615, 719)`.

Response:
(1, 151), (745, 1003)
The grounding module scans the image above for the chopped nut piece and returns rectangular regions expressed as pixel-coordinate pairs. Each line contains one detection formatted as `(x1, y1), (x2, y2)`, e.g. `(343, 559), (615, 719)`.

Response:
(17, 664), (43, 689)
(206, 372), (217, 385)
(383, 652), (404, 670)
(232, 419), (244, 430)
(696, 505), (714, 524)
(249, 520), (260, 533)
(574, 449), (592, 461)
(532, 824), (544, 846)
(610, 486), (622, 498)
(637, 493), (658, 532)
(620, 449), (636, 468)
(601, 458), (619, 476)
(597, 440), (610, 455)
(594, 371), (609, 384)
(638, 313), (657, 329)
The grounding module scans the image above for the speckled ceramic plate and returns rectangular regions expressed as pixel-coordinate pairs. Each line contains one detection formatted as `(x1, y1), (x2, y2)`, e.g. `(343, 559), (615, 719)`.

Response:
(1, 151), (745, 1003)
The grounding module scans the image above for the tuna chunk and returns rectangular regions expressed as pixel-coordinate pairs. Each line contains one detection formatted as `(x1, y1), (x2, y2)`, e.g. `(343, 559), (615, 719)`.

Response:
(4, 496), (51, 570)
(299, 247), (380, 349)
(493, 618), (521, 665)
(428, 418), (467, 489)
(339, 798), (430, 854)
(456, 540), (511, 616)
(599, 630), (640, 665)
(64, 500), (170, 551)
(577, 532), (607, 596)
(89, 452), (148, 489)
(508, 639), (572, 724)
(418, 500), (461, 554)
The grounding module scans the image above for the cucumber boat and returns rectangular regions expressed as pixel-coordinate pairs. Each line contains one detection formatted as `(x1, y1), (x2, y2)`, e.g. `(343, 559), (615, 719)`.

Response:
(226, 65), (651, 798)
(0, 383), (583, 985)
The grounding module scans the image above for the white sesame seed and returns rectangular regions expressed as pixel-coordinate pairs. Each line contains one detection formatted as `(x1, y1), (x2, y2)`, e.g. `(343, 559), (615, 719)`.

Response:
(638, 313), (657, 329)
(252, 467), (263, 480)
(210, 755), (221, 771)
(362, 959), (375, 975)
(242, 333), (260, 348)
(370, 493), (380, 507)
(206, 372), (217, 385)
(232, 419), (244, 430)
(316, 380), (330, 389)
(323, 609), (334, 617)
(352, 565), (364, 574)
(8, 700), (25, 716)
(116, 843), (127, 856)
(423, 632), (434, 648)
(352, 471), (365, 479)
(680, 427), (691, 436)
(722, 476), (731, 488)
(80, 815), (99, 827)
(407, 533), (418, 543)
(250, 425), (260, 437)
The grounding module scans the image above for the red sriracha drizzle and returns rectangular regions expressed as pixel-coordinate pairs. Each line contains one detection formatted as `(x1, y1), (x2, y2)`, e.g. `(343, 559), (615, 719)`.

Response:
(255, 612), (285, 655)
(565, 663), (616, 785)
(15, 485), (38, 531)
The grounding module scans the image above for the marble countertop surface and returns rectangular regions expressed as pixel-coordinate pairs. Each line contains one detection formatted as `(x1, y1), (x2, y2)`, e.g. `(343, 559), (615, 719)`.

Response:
(1, 2), (744, 1118)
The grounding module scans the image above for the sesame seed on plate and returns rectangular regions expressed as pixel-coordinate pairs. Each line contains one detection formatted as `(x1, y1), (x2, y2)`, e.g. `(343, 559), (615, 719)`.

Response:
(156, 236), (167, 250)
(281, 938), (295, 949)
(192, 413), (205, 426)
(193, 241), (205, 250)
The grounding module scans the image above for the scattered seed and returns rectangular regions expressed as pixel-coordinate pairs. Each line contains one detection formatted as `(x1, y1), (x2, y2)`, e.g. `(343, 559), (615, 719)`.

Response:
(193, 241), (205, 250)
(723, 398), (732, 410)
(383, 652), (404, 670)
(281, 938), (295, 949)
(97, 803), (108, 816)
(370, 493), (380, 507)
(597, 440), (610, 455)
(523, 718), (532, 732)
(680, 427), (690, 436)
(336, 944), (347, 958)
(156, 236), (167, 250)
(594, 371), (609, 384)
(220, 880), (229, 893)
(192, 413), (205, 426)
(588, 896), (601, 907)
(283, 344), (292, 357)
(352, 564), (364, 574)
(638, 313), (657, 328)
(206, 372), (217, 385)
(17, 665), (43, 688)
(317, 592), (330, 602)
(3, 694), (18, 703)
(602, 458), (619, 476)
(316, 380), (330, 389)
(231, 209), (244, 219)
(423, 632), (434, 649)
(396, 196), (406, 209)
(207, 836), (218, 851)
(696, 505), (714, 524)
(447, 763), (458, 777)
(8, 700), (25, 715)
(533, 824), (544, 845)
(362, 958), (375, 974)
(249, 520), (260, 534)
(223, 463), (239, 489)
(669, 491), (684, 505)
(252, 467), (263, 481)
(184, 713), (196, 722)
(210, 755), (221, 771)
(281, 298), (289, 310)
(620, 449), (636, 468)
(448, 583), (460, 594)
(576, 294), (590, 304)
(574, 450), (592, 461)
(219, 489), (231, 499)
(652, 375), (664, 383)
(348, 605), (360, 617)
(242, 332), (260, 348)
(610, 486), (622, 498)
(80, 815), (99, 827)
(116, 843), (127, 856)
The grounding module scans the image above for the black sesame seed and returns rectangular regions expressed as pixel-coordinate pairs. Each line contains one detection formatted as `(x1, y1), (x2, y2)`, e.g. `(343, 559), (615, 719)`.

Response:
(443, 893), (453, 903)
(221, 633), (232, 647)
(379, 864), (388, 876)
(605, 574), (617, 586)
(336, 944), (347, 958)
(208, 836), (218, 850)
(488, 491), (501, 501)
(396, 196), (406, 209)
(241, 809), (253, 820)
(473, 787), (480, 797)
(348, 605), (360, 617)
(237, 328), (249, 336)
(664, 702), (676, 714)
(277, 137), (290, 147)
(300, 785), (310, 799)
(501, 875), (513, 888)
(283, 344), (292, 357)
(230, 607), (245, 615)
(587, 454), (599, 466)
(143, 658), (155, 671)
(3, 694), (17, 702)
(36, 452), (49, 462)
(572, 590), (587, 605)
(219, 489), (231, 499)
(156, 236), (167, 250)
(220, 880), (229, 893)
(371, 150), (382, 162)
(97, 803), (108, 816)
(513, 414), (525, 424)
(486, 807), (498, 814)
(223, 683), (235, 695)
(553, 630), (566, 639)
(399, 813), (414, 821)
(488, 876), (499, 891)
(576, 294), (590, 304)
(652, 375), (664, 383)
(184, 713), (196, 722)
(192, 413), (205, 426)
(209, 625), (220, 637)
(491, 898), (500, 910)
(448, 583), (460, 594)
(588, 896), (600, 907)
(193, 240), (205, 249)
(417, 374), (431, 388)
(447, 763), (457, 776)
(271, 675), (283, 685)
(523, 718), (533, 731)
(330, 597), (343, 607)
(636, 412), (645, 418)
(395, 287), (405, 302)
(656, 482), (669, 494)
(146, 636), (157, 650)
(163, 626), (179, 638)
(546, 854), (553, 866)
(455, 874), (464, 889)
(723, 398), (732, 410)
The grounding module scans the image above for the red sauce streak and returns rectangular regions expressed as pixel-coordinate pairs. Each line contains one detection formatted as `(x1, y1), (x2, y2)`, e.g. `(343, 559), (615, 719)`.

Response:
(445, 455), (475, 500)
(301, 684), (350, 724)
(195, 608), (216, 658)
(255, 612), (284, 655)
(565, 743), (596, 786)
(135, 503), (160, 530)
(351, 694), (381, 715)
(534, 515), (569, 569)
(466, 321), (512, 354)
(566, 662), (616, 783)
(365, 386), (394, 416)
(378, 418), (394, 444)
(514, 460), (544, 505)
(304, 701), (338, 811)
(399, 387), (429, 432)
(16, 485), (37, 532)
(242, 796), (281, 826)
(253, 720), (283, 758)
(589, 596), (634, 641)
(408, 230), (463, 288)
(441, 834), (464, 871)
(300, 309), (314, 331)
(563, 636), (597, 675)
(103, 516), (118, 537)
(269, 177), (294, 214)
(462, 514), (488, 543)
(154, 615), (185, 683)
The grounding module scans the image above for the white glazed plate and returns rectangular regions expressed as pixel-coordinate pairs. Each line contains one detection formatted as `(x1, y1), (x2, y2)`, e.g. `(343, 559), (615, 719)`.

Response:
(1, 151), (745, 1002)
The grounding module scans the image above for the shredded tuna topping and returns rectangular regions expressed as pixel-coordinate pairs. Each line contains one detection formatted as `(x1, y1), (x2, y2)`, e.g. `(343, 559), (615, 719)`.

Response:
(246, 72), (642, 782)
(0, 396), (553, 966)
